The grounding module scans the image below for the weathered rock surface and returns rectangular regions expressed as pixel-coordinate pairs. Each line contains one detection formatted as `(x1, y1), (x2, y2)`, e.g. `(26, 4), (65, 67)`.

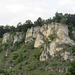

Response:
(34, 33), (44, 47)
(13, 32), (25, 44)
(40, 44), (50, 61)
(2, 23), (75, 61)
(25, 27), (40, 43)
(2, 33), (12, 44)
(62, 51), (70, 60)
(40, 23), (75, 61)
(72, 30), (75, 38)
(25, 23), (75, 61)
(2, 32), (25, 44)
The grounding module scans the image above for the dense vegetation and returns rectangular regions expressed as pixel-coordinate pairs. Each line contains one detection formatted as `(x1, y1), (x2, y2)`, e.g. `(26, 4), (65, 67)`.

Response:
(0, 12), (75, 37)
(0, 40), (75, 75)
(0, 12), (75, 75)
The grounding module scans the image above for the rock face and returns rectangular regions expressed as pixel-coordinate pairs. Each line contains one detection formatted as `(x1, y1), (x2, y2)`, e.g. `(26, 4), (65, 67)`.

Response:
(13, 32), (24, 44)
(62, 51), (70, 60)
(2, 32), (25, 44)
(40, 24), (75, 61)
(25, 23), (75, 61)
(40, 44), (50, 61)
(72, 30), (75, 38)
(2, 23), (75, 61)
(34, 33), (44, 47)
(25, 27), (34, 43)
(25, 26), (40, 43)
(2, 33), (12, 44)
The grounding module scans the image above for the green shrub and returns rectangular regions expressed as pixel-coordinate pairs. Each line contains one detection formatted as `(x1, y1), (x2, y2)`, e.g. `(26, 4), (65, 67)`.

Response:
(17, 54), (23, 63)
(0, 68), (4, 73)
(25, 42), (34, 49)
(0, 38), (2, 42)
(0, 48), (3, 53)
(3, 43), (8, 49)
(30, 42), (34, 49)
(34, 50), (42, 60)
(14, 41), (21, 46)
(71, 46), (75, 55)
(72, 46), (75, 51)
(11, 49), (16, 52)
(68, 61), (75, 75)
(50, 62), (58, 66)
(44, 38), (50, 45)
(26, 63), (36, 71)
(49, 34), (56, 40)
(3, 42), (13, 50)
(12, 52), (18, 60)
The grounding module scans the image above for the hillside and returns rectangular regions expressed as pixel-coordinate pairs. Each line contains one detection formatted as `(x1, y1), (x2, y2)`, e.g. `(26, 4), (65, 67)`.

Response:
(0, 22), (75, 75)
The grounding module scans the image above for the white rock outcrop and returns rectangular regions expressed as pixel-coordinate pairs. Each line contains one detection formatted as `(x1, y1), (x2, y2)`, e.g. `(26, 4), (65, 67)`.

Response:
(13, 32), (24, 44)
(25, 23), (75, 61)
(72, 30), (75, 38)
(25, 26), (40, 43)
(2, 33), (12, 44)
(40, 44), (50, 61)
(63, 51), (70, 60)
(34, 33), (44, 47)
(40, 24), (75, 61)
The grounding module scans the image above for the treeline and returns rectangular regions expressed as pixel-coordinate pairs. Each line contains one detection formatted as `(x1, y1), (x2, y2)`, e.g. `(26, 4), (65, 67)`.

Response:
(0, 12), (75, 37)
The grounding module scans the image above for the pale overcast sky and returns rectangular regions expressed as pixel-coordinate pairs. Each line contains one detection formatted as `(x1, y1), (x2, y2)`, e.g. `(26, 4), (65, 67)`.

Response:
(0, 0), (75, 26)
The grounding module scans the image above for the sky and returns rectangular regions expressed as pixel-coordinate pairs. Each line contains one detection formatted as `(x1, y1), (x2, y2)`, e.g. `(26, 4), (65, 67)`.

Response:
(0, 0), (75, 26)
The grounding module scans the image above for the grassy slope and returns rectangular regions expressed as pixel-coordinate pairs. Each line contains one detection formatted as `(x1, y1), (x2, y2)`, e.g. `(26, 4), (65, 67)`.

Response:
(0, 38), (73, 75)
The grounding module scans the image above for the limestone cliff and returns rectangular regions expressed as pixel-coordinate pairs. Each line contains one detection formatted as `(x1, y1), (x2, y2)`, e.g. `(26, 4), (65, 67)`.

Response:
(2, 32), (25, 44)
(25, 26), (40, 43)
(2, 23), (75, 61)
(25, 23), (75, 61)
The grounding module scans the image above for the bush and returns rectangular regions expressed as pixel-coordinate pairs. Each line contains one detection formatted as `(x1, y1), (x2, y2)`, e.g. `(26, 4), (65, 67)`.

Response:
(72, 46), (75, 51)
(49, 62), (58, 66)
(3, 43), (8, 50)
(68, 61), (75, 75)
(3, 42), (13, 50)
(0, 48), (3, 53)
(34, 50), (42, 60)
(17, 53), (23, 63)
(49, 34), (56, 40)
(0, 68), (4, 73)
(14, 41), (22, 46)
(44, 38), (50, 45)
(25, 42), (34, 49)
(12, 52), (18, 60)
(30, 42), (34, 49)
(71, 46), (75, 55)
(26, 63), (36, 71)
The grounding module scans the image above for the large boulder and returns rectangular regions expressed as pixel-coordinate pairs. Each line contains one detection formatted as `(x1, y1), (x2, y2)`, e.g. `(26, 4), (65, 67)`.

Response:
(2, 33), (12, 44)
